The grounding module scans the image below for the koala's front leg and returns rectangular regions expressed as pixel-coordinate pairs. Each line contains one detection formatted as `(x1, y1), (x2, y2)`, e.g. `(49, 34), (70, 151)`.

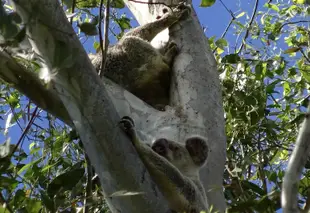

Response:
(123, 3), (191, 42)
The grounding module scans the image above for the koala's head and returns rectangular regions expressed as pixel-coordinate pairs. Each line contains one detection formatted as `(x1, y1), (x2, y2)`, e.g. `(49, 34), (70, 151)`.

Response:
(151, 137), (208, 176)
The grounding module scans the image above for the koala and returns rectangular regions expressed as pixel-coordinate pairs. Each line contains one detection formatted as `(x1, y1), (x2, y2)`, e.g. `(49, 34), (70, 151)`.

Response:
(90, 4), (191, 110)
(119, 116), (209, 213)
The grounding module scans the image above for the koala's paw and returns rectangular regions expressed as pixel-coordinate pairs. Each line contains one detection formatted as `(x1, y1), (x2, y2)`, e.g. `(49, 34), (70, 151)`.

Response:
(173, 2), (191, 20)
(119, 116), (135, 139)
(167, 41), (178, 50)
(164, 41), (179, 64)
(152, 138), (169, 157)
(185, 137), (208, 167)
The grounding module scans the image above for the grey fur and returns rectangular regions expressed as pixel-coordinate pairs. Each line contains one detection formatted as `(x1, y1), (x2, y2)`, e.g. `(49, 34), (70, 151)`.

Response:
(120, 116), (209, 213)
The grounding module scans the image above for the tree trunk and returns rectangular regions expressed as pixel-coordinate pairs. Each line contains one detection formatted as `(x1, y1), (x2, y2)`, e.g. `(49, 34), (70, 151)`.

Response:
(124, 1), (227, 211)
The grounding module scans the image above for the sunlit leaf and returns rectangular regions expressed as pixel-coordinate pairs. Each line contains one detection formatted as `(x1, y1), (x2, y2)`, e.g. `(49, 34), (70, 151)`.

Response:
(264, 3), (280, 12)
(236, 12), (245, 19)
(284, 47), (301, 54)
(200, 0), (216, 7)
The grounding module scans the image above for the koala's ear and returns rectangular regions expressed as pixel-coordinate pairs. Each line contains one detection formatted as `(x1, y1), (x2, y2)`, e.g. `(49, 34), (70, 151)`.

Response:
(185, 137), (208, 167)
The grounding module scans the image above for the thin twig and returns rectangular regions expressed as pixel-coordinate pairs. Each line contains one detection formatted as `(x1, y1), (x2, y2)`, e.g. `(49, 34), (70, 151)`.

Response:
(277, 21), (310, 34)
(300, 48), (310, 64)
(237, 0), (259, 53)
(8, 107), (38, 157)
(98, 0), (110, 78)
(98, 0), (104, 76)
(84, 153), (93, 213)
(218, 0), (235, 18)
(213, 17), (234, 53)
(281, 105), (310, 213)
(211, 0), (236, 53)
(70, 0), (76, 24)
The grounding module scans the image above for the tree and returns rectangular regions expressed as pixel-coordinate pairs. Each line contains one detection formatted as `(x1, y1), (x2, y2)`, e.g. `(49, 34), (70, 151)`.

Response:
(0, 0), (226, 212)
(1, 0), (309, 212)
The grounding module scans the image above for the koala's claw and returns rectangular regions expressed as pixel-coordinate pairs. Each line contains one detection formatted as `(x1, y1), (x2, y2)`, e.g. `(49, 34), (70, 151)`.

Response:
(167, 41), (178, 50)
(119, 116), (135, 138)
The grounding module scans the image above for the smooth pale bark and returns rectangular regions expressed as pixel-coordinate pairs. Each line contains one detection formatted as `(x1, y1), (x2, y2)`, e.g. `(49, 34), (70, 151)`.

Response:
(11, 0), (170, 212)
(282, 106), (310, 213)
(124, 1), (227, 211)
(4, 0), (227, 212)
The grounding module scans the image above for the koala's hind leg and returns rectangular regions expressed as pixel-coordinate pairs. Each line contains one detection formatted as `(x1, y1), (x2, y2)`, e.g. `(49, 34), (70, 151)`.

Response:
(124, 4), (190, 42)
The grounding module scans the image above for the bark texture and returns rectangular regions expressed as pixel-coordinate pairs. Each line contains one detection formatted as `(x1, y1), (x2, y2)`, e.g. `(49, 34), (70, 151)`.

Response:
(11, 0), (170, 212)
(124, 1), (227, 211)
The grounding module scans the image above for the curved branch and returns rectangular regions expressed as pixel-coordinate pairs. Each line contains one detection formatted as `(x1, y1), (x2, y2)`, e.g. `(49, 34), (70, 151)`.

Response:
(0, 50), (72, 125)
(282, 106), (310, 213)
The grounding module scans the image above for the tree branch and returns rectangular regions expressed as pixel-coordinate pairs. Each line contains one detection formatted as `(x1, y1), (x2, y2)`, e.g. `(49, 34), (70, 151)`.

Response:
(237, 0), (259, 53)
(11, 0), (170, 212)
(282, 106), (310, 213)
(98, 0), (110, 77)
(0, 50), (72, 125)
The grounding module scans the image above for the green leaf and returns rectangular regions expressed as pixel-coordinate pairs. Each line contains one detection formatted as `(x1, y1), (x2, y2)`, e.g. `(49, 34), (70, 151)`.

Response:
(282, 81), (291, 96)
(264, 3), (280, 12)
(215, 38), (228, 49)
(78, 22), (98, 36)
(116, 15), (131, 32)
(301, 70), (310, 83)
(236, 12), (246, 19)
(284, 47), (301, 54)
(47, 167), (84, 197)
(0, 176), (19, 189)
(0, 157), (11, 172)
(241, 180), (266, 196)
(25, 199), (42, 213)
(222, 54), (241, 64)
(110, 0), (125, 8)
(40, 190), (55, 212)
(200, 0), (216, 7)
(63, 0), (73, 8)
(255, 63), (263, 80)
(12, 189), (26, 207)
(0, 206), (11, 213)
(93, 41), (100, 51)
(18, 158), (42, 175)
(293, 0), (306, 4)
